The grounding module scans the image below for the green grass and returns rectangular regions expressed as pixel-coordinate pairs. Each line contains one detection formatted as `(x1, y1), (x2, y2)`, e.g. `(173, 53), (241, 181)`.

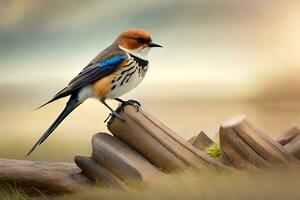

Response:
(205, 140), (221, 159)
(0, 187), (27, 200)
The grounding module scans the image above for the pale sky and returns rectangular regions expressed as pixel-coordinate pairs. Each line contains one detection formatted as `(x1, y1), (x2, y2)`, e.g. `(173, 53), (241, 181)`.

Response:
(1, 0), (300, 100)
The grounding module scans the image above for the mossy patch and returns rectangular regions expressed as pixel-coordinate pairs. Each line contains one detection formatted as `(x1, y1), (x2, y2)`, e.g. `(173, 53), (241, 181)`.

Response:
(205, 140), (221, 159)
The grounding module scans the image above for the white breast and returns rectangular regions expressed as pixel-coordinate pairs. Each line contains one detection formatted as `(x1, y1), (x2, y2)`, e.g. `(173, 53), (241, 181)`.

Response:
(105, 60), (148, 99)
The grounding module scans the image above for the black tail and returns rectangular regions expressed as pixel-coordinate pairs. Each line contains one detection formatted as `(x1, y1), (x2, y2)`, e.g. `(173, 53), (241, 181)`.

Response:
(27, 96), (81, 156)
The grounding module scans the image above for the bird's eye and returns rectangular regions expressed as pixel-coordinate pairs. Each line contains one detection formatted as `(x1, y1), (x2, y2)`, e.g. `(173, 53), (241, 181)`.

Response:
(136, 37), (146, 44)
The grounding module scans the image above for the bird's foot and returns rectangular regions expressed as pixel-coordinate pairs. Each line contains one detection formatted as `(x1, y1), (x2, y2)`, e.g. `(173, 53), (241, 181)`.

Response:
(114, 98), (125, 103)
(128, 99), (141, 107)
(120, 99), (141, 112)
(104, 111), (125, 123)
(104, 99), (141, 123)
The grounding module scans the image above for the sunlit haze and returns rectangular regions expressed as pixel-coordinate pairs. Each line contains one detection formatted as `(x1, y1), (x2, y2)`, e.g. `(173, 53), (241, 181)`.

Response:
(1, 0), (300, 161)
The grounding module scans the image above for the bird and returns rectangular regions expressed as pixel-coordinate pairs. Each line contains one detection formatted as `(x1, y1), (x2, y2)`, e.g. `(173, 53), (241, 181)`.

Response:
(27, 28), (162, 156)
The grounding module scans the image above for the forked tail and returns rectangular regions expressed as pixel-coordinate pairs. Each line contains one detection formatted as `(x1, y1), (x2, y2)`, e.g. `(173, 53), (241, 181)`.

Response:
(27, 95), (81, 156)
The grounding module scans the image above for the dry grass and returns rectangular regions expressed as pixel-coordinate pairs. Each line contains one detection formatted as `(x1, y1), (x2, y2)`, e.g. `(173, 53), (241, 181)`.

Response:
(0, 186), (28, 200)
(54, 168), (300, 200)
(1, 167), (300, 200)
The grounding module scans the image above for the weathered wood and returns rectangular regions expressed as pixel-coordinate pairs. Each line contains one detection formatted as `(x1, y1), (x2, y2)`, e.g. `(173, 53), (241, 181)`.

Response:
(108, 104), (224, 172)
(74, 155), (124, 189)
(276, 125), (300, 146)
(217, 153), (232, 166)
(187, 135), (197, 144)
(219, 126), (271, 169)
(91, 133), (162, 181)
(284, 135), (300, 160)
(188, 131), (214, 151)
(141, 108), (220, 167)
(220, 115), (297, 167)
(108, 107), (185, 172)
(275, 125), (300, 160)
(4, 104), (300, 196)
(0, 159), (91, 195)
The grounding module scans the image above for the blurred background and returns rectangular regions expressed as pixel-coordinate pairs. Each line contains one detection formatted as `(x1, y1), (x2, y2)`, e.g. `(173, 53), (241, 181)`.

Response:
(1, 0), (300, 162)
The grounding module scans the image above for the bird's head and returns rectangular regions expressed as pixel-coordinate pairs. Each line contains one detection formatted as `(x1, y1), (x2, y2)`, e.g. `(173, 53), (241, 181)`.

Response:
(116, 28), (162, 59)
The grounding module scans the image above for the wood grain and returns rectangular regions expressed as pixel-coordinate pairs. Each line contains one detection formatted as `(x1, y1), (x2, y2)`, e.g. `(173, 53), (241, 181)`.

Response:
(0, 159), (91, 195)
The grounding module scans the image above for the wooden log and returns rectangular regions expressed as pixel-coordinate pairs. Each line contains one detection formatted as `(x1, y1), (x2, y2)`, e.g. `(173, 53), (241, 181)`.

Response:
(187, 135), (197, 144)
(276, 125), (300, 146)
(220, 115), (297, 167)
(284, 135), (300, 160)
(91, 133), (162, 181)
(108, 104), (224, 172)
(217, 153), (232, 166)
(109, 108), (185, 172)
(219, 126), (271, 169)
(74, 155), (124, 189)
(140, 108), (220, 168)
(188, 131), (214, 151)
(0, 159), (91, 195)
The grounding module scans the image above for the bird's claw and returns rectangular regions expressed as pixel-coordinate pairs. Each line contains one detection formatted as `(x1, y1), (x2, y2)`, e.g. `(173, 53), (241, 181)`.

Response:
(121, 99), (141, 112)
(104, 99), (141, 123)
(128, 99), (141, 107)
(104, 111), (125, 123)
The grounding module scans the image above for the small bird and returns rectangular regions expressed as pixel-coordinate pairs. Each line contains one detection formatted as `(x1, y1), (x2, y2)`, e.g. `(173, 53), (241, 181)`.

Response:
(27, 28), (162, 155)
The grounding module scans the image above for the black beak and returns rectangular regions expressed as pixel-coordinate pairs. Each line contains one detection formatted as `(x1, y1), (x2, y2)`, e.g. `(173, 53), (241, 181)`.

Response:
(148, 41), (163, 48)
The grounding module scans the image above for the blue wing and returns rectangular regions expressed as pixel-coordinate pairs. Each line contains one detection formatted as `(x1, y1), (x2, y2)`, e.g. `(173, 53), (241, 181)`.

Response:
(38, 54), (127, 108)
(99, 55), (126, 68)
(57, 54), (127, 97)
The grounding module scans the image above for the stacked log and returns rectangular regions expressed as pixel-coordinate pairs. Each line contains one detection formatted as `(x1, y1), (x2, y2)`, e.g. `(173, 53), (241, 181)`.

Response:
(75, 133), (162, 188)
(75, 103), (225, 189)
(276, 125), (300, 159)
(218, 115), (298, 169)
(276, 125), (300, 145)
(107, 105), (223, 172)
(1, 102), (300, 195)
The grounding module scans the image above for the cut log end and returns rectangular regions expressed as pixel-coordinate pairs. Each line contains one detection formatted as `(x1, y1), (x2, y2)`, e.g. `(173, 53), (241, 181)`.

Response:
(276, 125), (300, 146)
(219, 115), (298, 169)
(188, 131), (214, 151)
(221, 114), (246, 128)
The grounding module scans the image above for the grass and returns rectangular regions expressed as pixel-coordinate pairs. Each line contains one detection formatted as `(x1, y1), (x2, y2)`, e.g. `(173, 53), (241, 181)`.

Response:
(53, 167), (300, 200)
(1, 167), (300, 200)
(0, 186), (27, 200)
(205, 140), (221, 159)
